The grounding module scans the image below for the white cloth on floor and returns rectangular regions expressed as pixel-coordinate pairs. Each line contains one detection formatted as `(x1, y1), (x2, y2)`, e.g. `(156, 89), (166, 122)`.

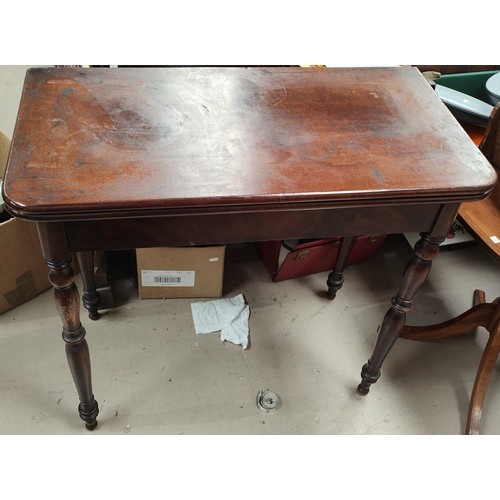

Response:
(190, 294), (250, 349)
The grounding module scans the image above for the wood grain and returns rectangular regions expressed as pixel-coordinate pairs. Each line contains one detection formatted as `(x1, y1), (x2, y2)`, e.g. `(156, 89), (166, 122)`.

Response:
(3, 66), (496, 221)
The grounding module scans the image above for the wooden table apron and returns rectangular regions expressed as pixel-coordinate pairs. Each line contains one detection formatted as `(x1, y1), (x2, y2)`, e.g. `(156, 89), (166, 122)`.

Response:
(2, 66), (496, 430)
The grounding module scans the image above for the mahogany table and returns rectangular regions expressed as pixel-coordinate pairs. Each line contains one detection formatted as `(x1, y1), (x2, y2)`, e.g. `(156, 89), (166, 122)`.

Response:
(2, 66), (496, 430)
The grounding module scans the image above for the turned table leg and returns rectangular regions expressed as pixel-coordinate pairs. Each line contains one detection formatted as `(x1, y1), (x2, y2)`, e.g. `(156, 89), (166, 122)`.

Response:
(37, 223), (99, 430)
(326, 236), (358, 300)
(357, 232), (445, 395)
(77, 251), (101, 320)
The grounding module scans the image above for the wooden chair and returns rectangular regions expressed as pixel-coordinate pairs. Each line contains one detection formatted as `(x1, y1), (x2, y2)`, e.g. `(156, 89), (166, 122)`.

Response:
(400, 101), (500, 434)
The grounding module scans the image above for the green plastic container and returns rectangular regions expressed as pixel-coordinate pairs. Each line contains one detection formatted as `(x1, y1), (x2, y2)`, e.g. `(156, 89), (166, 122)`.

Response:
(436, 70), (499, 103)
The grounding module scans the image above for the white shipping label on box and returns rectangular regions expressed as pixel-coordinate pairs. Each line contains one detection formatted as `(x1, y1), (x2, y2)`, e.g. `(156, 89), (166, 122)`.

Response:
(141, 270), (195, 287)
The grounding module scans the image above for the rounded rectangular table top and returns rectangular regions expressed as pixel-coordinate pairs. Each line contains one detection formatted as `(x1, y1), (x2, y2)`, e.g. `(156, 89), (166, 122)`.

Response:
(2, 66), (497, 220)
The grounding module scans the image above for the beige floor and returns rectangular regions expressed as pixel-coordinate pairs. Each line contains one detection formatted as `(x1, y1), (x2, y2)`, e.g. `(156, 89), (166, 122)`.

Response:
(1, 66), (500, 435)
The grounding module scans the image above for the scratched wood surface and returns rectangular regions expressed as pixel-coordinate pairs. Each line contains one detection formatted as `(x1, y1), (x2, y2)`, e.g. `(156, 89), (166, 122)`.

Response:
(3, 66), (496, 220)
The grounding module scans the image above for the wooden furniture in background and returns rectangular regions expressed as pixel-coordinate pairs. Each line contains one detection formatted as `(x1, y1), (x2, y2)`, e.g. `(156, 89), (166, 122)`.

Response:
(459, 102), (500, 259)
(401, 102), (500, 434)
(2, 67), (496, 430)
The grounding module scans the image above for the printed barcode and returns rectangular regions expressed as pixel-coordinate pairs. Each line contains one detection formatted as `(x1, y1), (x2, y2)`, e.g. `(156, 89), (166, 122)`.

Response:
(154, 276), (182, 283)
(142, 270), (195, 287)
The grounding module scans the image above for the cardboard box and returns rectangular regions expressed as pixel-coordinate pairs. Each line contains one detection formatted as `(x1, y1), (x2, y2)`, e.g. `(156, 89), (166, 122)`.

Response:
(136, 246), (226, 299)
(257, 235), (387, 282)
(0, 130), (52, 315)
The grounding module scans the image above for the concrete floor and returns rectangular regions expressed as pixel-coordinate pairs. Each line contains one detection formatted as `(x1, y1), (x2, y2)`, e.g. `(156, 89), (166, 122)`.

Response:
(1, 66), (500, 435)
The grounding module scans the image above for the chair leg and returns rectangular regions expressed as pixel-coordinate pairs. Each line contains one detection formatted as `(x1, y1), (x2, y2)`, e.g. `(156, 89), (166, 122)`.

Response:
(466, 317), (500, 435)
(400, 303), (495, 341)
(474, 289), (486, 306)
(400, 290), (500, 434)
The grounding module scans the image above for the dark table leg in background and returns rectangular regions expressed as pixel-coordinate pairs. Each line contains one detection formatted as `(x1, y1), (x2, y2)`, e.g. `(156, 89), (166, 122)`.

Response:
(77, 251), (101, 320)
(357, 232), (445, 395)
(326, 235), (358, 300)
(37, 223), (99, 430)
